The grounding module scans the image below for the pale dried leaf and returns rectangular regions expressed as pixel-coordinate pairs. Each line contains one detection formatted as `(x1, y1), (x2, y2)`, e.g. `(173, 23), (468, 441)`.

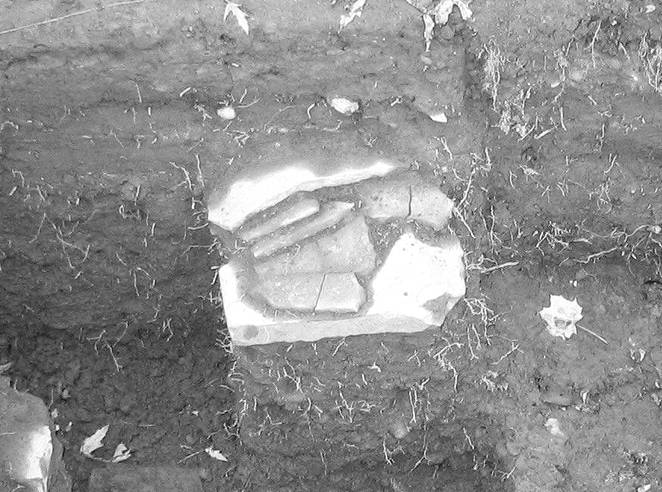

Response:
(423, 13), (434, 51)
(205, 446), (228, 462)
(80, 425), (109, 458)
(224, 2), (250, 35)
(339, 0), (367, 30)
(539, 295), (583, 340)
(112, 443), (132, 463)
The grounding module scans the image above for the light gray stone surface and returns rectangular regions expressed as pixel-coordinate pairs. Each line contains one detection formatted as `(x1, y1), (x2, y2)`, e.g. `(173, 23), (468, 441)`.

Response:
(251, 201), (354, 258)
(315, 273), (366, 313)
(253, 273), (325, 311)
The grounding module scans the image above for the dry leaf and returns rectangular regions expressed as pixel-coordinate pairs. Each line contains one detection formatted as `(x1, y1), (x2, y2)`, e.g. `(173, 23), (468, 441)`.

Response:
(205, 446), (228, 462)
(339, 0), (367, 31)
(80, 425), (109, 458)
(423, 13), (434, 51)
(224, 2), (250, 35)
(112, 443), (132, 463)
(539, 295), (583, 340)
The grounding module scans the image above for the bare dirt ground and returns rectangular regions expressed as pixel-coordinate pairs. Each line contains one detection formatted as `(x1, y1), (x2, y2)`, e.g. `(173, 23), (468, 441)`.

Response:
(1, 0), (661, 490)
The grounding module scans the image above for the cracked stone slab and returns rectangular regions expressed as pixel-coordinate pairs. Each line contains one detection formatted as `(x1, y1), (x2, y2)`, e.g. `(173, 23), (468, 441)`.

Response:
(253, 273), (325, 311)
(251, 201), (354, 258)
(239, 197), (320, 242)
(315, 273), (366, 313)
(357, 171), (454, 229)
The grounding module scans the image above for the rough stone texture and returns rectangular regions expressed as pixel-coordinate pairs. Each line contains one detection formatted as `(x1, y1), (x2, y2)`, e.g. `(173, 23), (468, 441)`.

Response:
(253, 273), (325, 311)
(315, 273), (365, 313)
(251, 201), (354, 258)
(206, 123), (466, 345)
(0, 377), (71, 492)
(356, 171), (455, 229)
(88, 465), (203, 492)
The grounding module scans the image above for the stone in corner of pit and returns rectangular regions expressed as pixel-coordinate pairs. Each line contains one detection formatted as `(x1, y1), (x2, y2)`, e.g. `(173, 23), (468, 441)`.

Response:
(0, 381), (71, 492)
(238, 196), (320, 242)
(356, 171), (455, 229)
(253, 272), (325, 311)
(315, 273), (366, 314)
(254, 214), (376, 276)
(368, 231), (465, 325)
(251, 201), (354, 259)
(88, 465), (203, 492)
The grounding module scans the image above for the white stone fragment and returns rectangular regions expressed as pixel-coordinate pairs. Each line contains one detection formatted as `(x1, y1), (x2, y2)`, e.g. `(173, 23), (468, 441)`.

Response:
(539, 295), (582, 340)
(368, 232), (465, 325)
(329, 97), (359, 115)
(254, 273), (325, 311)
(208, 162), (396, 231)
(315, 273), (366, 313)
(216, 106), (236, 120)
(428, 112), (448, 123)
(252, 201), (354, 258)
(239, 198), (320, 242)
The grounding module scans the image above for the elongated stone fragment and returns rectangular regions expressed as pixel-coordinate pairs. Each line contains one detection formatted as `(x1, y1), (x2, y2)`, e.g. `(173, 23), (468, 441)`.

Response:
(251, 201), (354, 258)
(239, 197), (320, 242)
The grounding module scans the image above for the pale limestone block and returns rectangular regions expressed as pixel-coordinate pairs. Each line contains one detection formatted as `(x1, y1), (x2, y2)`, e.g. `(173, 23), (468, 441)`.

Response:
(254, 215), (375, 276)
(315, 273), (366, 313)
(231, 315), (431, 346)
(208, 162), (397, 231)
(252, 202), (354, 258)
(218, 262), (271, 328)
(368, 232), (465, 325)
(239, 197), (320, 242)
(315, 215), (376, 274)
(410, 184), (454, 229)
(253, 273), (325, 311)
(356, 176), (410, 220)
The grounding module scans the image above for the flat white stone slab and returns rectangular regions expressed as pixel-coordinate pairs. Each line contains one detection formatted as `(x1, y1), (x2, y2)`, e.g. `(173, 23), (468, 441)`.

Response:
(239, 197), (320, 242)
(251, 201), (354, 258)
(368, 232), (465, 325)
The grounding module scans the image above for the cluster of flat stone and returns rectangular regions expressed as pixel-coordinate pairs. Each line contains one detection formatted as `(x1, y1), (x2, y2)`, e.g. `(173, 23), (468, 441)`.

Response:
(207, 132), (466, 346)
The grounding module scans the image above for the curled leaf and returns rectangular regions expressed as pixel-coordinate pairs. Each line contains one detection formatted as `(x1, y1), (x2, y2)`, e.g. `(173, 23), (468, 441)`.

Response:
(80, 425), (109, 458)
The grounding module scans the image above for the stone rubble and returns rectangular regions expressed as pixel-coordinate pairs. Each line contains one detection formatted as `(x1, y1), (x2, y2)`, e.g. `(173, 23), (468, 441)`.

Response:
(206, 131), (466, 346)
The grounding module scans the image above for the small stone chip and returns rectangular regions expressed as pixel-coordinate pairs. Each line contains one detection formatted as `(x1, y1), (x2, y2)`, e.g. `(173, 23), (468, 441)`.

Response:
(315, 273), (366, 313)
(253, 273), (324, 311)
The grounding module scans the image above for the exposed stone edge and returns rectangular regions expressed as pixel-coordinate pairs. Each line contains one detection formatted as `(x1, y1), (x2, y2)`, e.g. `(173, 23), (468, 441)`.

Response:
(229, 315), (440, 346)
